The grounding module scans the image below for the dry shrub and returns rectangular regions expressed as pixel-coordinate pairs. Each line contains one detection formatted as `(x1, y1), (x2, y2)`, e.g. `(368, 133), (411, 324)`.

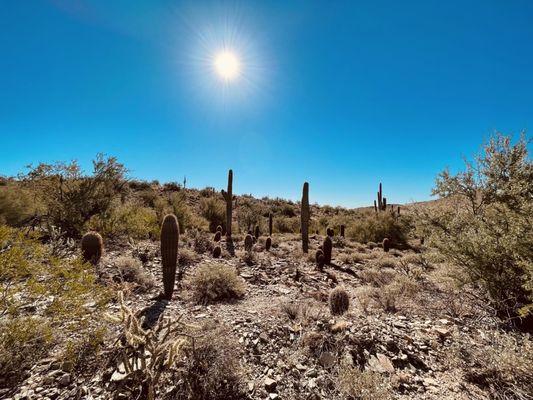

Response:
(188, 263), (245, 304)
(451, 331), (533, 399)
(189, 230), (214, 254)
(0, 317), (53, 388)
(371, 256), (399, 269)
(239, 250), (256, 266)
(114, 256), (155, 291)
(370, 275), (419, 312)
(179, 248), (199, 266)
(337, 361), (392, 399)
(175, 327), (246, 400)
(358, 268), (397, 287)
(280, 301), (324, 326)
(337, 251), (368, 265)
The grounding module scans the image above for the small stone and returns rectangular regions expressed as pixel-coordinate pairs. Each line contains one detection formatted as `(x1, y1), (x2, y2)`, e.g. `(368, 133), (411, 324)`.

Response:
(57, 373), (71, 387)
(264, 377), (277, 392)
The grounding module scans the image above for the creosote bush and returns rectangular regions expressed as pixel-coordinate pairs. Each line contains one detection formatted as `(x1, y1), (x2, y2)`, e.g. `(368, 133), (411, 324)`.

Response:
(188, 263), (245, 305)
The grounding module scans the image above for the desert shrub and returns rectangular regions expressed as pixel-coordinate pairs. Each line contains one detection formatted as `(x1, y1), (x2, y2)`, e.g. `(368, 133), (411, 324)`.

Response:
(337, 361), (392, 399)
(0, 225), (109, 388)
(188, 263), (245, 304)
(200, 197), (226, 232)
(418, 133), (533, 327)
(0, 185), (42, 226)
(450, 331), (533, 399)
(87, 200), (159, 239)
(18, 154), (128, 237)
(163, 181), (182, 191)
(189, 229), (214, 254)
(0, 317), (53, 388)
(274, 216), (299, 233)
(114, 256), (155, 291)
(128, 180), (152, 191)
(179, 248), (200, 266)
(236, 200), (263, 232)
(60, 326), (107, 373)
(175, 327), (246, 400)
(347, 212), (410, 247)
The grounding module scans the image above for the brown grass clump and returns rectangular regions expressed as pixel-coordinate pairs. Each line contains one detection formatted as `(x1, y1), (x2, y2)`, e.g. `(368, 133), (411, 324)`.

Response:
(337, 361), (392, 399)
(114, 256), (155, 291)
(188, 263), (245, 305)
(175, 327), (247, 400)
(179, 247), (199, 266)
(329, 286), (350, 316)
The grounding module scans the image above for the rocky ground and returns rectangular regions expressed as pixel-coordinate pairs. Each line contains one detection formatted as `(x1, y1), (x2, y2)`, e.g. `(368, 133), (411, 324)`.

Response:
(5, 233), (531, 400)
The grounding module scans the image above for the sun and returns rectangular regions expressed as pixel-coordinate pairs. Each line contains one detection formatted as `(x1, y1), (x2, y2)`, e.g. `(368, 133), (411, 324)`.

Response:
(214, 51), (240, 81)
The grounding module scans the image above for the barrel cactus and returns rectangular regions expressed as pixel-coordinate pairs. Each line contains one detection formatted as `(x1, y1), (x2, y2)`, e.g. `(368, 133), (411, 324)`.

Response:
(329, 286), (350, 316)
(265, 237), (272, 251)
(214, 231), (222, 242)
(326, 227), (334, 237)
(315, 249), (325, 271)
(382, 238), (390, 252)
(81, 232), (103, 265)
(213, 246), (222, 258)
(161, 214), (179, 300)
(244, 234), (254, 252)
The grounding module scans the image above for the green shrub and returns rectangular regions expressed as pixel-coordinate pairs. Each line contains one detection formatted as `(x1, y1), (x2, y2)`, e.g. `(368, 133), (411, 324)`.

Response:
(419, 133), (533, 327)
(0, 185), (42, 227)
(200, 197), (226, 232)
(188, 263), (245, 304)
(347, 212), (410, 247)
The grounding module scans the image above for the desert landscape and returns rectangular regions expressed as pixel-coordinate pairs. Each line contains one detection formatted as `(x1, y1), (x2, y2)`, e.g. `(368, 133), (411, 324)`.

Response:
(1, 2), (532, 399)
(0, 133), (532, 400)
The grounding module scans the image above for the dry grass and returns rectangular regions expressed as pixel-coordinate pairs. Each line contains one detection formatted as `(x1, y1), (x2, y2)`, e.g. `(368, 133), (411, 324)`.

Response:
(114, 256), (155, 291)
(337, 361), (392, 399)
(187, 263), (246, 305)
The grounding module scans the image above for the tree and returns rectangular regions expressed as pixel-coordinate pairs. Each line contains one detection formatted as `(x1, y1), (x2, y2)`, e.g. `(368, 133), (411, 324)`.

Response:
(420, 133), (532, 329)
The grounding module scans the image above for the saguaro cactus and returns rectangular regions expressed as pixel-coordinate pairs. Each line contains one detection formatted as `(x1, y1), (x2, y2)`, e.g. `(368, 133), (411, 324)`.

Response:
(81, 232), (103, 265)
(268, 213), (273, 237)
(221, 169), (233, 237)
(323, 236), (333, 265)
(301, 182), (310, 253)
(340, 224), (345, 238)
(161, 214), (179, 300)
(254, 225), (260, 239)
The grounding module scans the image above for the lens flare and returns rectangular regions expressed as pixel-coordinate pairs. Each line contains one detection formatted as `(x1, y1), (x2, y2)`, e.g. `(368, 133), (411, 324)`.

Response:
(214, 51), (240, 81)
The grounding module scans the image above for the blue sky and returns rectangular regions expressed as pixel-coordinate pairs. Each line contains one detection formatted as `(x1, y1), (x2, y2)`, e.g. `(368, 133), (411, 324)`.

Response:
(1, 0), (532, 207)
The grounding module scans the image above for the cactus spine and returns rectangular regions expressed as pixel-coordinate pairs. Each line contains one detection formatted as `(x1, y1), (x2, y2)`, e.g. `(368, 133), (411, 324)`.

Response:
(301, 182), (310, 253)
(81, 231), (103, 265)
(221, 169), (233, 238)
(161, 214), (179, 300)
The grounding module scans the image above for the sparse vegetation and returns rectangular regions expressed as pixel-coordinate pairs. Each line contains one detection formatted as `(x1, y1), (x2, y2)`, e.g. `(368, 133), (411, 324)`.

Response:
(187, 263), (245, 304)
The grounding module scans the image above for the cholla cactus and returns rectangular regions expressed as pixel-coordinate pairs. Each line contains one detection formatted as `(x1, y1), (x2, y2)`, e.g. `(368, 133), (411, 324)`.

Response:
(244, 234), (253, 252)
(81, 231), (103, 265)
(161, 214), (179, 300)
(106, 292), (198, 400)
(323, 236), (333, 264)
(329, 286), (350, 315)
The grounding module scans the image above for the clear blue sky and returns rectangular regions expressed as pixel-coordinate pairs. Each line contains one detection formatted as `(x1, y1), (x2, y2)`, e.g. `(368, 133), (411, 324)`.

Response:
(1, 1), (532, 207)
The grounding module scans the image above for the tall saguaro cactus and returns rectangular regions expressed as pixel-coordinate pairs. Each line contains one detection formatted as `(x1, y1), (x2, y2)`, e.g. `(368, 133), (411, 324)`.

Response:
(301, 182), (310, 253)
(161, 214), (179, 300)
(221, 169), (233, 237)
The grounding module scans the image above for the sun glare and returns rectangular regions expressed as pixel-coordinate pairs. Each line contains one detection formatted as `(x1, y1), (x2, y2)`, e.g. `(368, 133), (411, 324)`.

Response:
(214, 51), (240, 81)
